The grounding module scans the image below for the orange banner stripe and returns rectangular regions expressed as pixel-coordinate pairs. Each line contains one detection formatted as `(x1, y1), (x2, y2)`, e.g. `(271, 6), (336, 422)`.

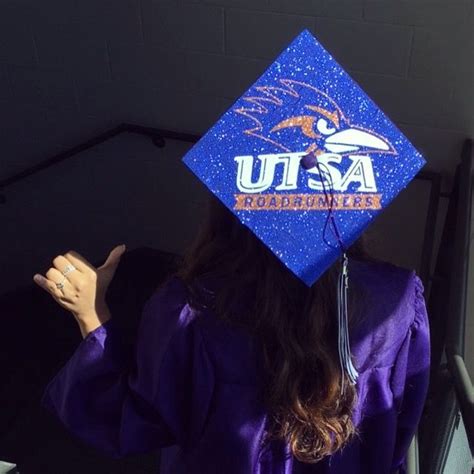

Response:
(234, 193), (382, 210)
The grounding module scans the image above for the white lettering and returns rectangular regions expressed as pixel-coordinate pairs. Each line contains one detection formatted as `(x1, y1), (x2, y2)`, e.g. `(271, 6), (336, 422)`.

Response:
(339, 155), (377, 192)
(234, 152), (378, 193)
(235, 152), (306, 193)
(307, 154), (343, 191)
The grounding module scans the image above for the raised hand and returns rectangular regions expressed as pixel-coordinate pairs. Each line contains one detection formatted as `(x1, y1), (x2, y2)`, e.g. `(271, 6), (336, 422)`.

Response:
(33, 244), (126, 337)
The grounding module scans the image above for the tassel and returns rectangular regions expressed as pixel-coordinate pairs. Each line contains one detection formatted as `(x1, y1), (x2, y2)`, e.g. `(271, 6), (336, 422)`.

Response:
(337, 252), (358, 395)
(306, 151), (358, 392)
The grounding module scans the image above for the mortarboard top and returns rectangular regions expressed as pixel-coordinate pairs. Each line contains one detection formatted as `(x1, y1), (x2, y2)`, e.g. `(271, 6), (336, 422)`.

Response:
(182, 29), (426, 288)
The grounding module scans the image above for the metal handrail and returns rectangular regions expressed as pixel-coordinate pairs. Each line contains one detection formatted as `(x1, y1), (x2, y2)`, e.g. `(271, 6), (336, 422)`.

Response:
(0, 124), (200, 202)
(445, 138), (474, 449)
(415, 170), (442, 291)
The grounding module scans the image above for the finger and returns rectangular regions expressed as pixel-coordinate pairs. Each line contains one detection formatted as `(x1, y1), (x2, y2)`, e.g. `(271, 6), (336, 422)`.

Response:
(46, 267), (74, 295)
(33, 273), (66, 300)
(52, 255), (83, 286)
(100, 245), (126, 269)
(63, 250), (95, 273)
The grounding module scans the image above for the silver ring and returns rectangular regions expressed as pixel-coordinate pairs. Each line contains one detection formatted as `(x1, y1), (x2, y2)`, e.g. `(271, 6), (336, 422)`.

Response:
(62, 264), (76, 276)
(56, 276), (67, 290)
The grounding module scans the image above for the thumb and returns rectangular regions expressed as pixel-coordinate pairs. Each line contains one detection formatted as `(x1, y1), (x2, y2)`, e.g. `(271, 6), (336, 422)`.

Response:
(99, 244), (126, 272)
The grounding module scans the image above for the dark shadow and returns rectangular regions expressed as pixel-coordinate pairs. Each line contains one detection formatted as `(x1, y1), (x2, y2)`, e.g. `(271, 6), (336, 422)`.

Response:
(0, 247), (179, 474)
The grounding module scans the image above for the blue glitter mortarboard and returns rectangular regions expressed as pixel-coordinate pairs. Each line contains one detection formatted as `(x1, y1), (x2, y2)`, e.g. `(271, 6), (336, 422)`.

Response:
(182, 29), (426, 386)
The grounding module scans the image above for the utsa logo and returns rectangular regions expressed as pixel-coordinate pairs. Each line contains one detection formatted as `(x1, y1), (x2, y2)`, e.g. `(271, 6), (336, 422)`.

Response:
(232, 79), (396, 211)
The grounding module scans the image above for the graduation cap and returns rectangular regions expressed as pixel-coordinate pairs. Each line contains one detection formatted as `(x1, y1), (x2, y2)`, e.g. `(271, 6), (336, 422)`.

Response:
(182, 29), (426, 387)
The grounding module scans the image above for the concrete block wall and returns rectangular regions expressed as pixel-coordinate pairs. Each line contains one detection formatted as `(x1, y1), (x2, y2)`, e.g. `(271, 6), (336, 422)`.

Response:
(0, 0), (471, 180)
(0, 1), (473, 374)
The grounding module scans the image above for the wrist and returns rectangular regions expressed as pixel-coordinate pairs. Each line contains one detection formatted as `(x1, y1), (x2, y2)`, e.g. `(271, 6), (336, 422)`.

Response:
(76, 306), (112, 339)
(78, 316), (111, 339)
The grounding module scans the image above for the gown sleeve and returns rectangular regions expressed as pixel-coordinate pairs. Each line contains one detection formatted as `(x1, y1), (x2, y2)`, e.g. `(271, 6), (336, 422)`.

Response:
(40, 277), (215, 459)
(390, 273), (431, 473)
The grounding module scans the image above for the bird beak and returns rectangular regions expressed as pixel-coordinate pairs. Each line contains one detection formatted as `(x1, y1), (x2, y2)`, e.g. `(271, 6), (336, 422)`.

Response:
(324, 128), (390, 153)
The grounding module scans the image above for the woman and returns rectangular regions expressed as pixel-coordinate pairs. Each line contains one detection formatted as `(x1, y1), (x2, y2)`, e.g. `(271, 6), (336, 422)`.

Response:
(35, 196), (430, 473)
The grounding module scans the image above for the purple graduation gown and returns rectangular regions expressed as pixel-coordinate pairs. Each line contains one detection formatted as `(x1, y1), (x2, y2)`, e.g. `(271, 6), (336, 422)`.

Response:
(41, 258), (431, 473)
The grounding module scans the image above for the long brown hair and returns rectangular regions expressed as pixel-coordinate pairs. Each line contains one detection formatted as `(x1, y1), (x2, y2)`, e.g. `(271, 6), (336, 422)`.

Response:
(178, 195), (370, 463)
